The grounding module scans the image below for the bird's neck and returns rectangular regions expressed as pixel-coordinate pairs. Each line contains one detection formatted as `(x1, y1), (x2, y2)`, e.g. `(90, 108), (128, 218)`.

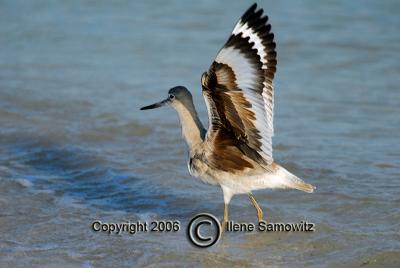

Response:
(174, 102), (206, 150)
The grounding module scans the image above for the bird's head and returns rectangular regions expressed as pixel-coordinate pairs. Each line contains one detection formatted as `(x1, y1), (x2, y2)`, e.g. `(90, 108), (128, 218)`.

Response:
(140, 86), (193, 111)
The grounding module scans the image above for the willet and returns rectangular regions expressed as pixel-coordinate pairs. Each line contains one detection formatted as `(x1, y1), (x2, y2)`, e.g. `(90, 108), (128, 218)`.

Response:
(141, 3), (315, 226)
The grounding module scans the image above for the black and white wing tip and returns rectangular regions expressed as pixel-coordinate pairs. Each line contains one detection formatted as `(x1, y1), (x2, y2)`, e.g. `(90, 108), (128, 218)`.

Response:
(202, 3), (278, 166)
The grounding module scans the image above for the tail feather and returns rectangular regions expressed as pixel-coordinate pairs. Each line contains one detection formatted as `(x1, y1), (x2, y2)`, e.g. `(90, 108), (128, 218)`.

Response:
(290, 179), (315, 193)
(277, 165), (316, 193)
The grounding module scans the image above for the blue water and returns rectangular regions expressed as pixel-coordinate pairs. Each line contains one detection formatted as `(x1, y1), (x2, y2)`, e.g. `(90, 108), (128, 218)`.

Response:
(1, 0), (399, 267)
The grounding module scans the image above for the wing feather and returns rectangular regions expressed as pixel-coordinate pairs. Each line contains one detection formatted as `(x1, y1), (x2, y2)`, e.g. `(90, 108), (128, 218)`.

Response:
(202, 4), (277, 169)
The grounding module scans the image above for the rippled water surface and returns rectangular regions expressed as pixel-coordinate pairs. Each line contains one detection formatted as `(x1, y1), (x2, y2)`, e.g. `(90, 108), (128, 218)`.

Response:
(1, 0), (400, 267)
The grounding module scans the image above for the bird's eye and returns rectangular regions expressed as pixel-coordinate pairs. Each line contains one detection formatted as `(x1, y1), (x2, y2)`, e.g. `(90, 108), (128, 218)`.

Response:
(169, 94), (175, 100)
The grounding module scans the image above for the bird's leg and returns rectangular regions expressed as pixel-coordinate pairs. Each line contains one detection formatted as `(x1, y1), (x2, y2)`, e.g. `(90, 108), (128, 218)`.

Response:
(220, 185), (232, 233)
(248, 193), (264, 222)
(221, 203), (228, 231)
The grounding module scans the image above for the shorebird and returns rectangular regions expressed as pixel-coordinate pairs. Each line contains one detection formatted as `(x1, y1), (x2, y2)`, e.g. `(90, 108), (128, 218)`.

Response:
(141, 3), (315, 226)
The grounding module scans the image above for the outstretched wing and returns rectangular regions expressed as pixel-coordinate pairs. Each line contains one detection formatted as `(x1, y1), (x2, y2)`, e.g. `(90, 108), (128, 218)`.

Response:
(202, 3), (277, 170)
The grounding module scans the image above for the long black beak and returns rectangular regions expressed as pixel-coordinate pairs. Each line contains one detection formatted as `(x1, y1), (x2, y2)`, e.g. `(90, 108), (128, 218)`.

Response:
(140, 98), (169, 110)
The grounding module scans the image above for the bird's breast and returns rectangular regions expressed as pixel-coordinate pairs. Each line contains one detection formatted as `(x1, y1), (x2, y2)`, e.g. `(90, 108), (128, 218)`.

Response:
(187, 153), (218, 184)
(187, 156), (201, 177)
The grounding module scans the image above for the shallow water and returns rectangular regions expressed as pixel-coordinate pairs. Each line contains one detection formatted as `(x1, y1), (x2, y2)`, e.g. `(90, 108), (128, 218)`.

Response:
(1, 0), (400, 267)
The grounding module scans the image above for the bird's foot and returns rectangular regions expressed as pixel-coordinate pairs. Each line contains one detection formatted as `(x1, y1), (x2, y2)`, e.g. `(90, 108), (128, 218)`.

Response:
(257, 211), (264, 223)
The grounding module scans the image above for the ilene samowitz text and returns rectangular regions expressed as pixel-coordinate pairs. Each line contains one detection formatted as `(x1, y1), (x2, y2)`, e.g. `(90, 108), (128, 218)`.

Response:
(226, 220), (315, 232)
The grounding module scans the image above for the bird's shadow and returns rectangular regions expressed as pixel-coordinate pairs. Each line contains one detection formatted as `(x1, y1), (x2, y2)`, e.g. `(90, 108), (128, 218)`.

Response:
(5, 137), (213, 219)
